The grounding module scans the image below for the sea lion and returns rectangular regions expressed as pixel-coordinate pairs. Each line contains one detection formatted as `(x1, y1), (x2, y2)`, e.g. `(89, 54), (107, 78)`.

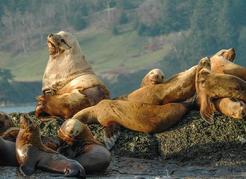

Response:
(0, 112), (14, 135)
(58, 119), (111, 173)
(73, 99), (194, 133)
(127, 66), (197, 104)
(0, 137), (18, 166)
(195, 57), (246, 123)
(35, 31), (110, 119)
(140, 68), (165, 87)
(210, 48), (246, 81)
(16, 114), (85, 178)
(214, 98), (246, 119)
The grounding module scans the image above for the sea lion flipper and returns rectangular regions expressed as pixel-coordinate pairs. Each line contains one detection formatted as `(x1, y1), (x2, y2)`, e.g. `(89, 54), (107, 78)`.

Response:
(19, 164), (35, 176)
(103, 124), (120, 150)
(200, 95), (215, 124)
(19, 146), (37, 176)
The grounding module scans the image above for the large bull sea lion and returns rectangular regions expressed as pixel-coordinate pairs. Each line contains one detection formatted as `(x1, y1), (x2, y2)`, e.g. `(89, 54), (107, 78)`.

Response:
(58, 119), (111, 173)
(196, 58), (246, 123)
(127, 66), (197, 104)
(16, 114), (85, 178)
(35, 31), (110, 119)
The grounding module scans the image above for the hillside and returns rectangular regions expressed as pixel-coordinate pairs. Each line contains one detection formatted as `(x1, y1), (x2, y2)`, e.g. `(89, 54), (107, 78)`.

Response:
(0, 28), (176, 82)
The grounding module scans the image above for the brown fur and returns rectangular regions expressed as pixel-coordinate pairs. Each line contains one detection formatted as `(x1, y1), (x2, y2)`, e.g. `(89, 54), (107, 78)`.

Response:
(35, 31), (110, 119)
(0, 137), (18, 166)
(0, 112), (14, 136)
(58, 119), (111, 173)
(16, 114), (85, 177)
(196, 58), (246, 123)
(141, 68), (165, 87)
(127, 66), (197, 104)
(210, 48), (246, 81)
(73, 99), (193, 133)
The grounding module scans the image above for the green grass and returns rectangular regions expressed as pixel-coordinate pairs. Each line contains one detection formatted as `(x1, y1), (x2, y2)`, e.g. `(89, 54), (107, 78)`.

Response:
(0, 29), (173, 81)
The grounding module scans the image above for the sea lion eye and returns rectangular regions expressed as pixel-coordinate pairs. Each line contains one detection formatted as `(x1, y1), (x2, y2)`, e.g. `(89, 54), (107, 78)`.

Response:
(61, 39), (66, 43)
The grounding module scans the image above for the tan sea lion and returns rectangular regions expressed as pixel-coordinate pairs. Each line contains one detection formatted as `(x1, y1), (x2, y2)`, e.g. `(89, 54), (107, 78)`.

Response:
(214, 98), (246, 119)
(140, 68), (165, 87)
(58, 119), (111, 173)
(196, 57), (246, 123)
(0, 112), (14, 135)
(127, 66), (197, 104)
(210, 48), (246, 81)
(35, 31), (110, 119)
(16, 114), (85, 177)
(73, 99), (194, 133)
(0, 137), (18, 166)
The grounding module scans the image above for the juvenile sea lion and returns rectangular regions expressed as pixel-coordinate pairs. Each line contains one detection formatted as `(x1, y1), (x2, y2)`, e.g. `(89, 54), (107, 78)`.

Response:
(35, 31), (110, 119)
(214, 98), (246, 119)
(127, 66), (197, 104)
(0, 137), (18, 166)
(73, 99), (194, 133)
(16, 114), (85, 177)
(196, 58), (246, 123)
(58, 119), (111, 173)
(0, 112), (14, 135)
(210, 48), (246, 81)
(140, 68), (165, 87)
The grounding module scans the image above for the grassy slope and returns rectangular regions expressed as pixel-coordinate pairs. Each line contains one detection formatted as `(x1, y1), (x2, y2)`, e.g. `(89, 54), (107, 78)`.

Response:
(0, 29), (172, 81)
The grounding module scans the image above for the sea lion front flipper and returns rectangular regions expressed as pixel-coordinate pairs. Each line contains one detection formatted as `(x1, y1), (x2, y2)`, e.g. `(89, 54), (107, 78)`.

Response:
(19, 146), (38, 176)
(199, 93), (215, 124)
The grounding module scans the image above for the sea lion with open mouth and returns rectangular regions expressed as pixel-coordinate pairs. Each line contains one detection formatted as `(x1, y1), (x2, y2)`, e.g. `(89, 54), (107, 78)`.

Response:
(35, 31), (110, 119)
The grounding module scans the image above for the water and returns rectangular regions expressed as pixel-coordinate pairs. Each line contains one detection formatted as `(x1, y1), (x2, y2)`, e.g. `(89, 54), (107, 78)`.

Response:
(0, 105), (35, 113)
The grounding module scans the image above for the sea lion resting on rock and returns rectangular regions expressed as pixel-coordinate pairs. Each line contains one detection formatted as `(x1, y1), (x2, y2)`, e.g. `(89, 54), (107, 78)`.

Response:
(73, 99), (194, 134)
(127, 66), (197, 104)
(35, 31), (110, 119)
(140, 68), (165, 87)
(210, 48), (246, 81)
(0, 112), (14, 135)
(16, 114), (85, 178)
(58, 119), (111, 173)
(195, 57), (246, 123)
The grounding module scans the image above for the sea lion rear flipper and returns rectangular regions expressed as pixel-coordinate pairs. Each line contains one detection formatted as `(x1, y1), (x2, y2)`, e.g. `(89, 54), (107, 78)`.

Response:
(19, 165), (36, 176)
(200, 94), (215, 124)
(104, 124), (120, 150)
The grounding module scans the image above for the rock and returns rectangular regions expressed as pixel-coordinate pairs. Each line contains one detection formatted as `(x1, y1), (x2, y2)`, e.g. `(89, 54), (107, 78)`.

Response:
(156, 111), (246, 166)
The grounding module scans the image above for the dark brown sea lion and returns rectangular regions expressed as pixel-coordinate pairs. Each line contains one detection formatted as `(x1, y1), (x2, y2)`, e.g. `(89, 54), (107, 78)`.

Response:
(127, 66), (197, 104)
(196, 57), (246, 123)
(210, 48), (246, 81)
(0, 112), (14, 136)
(58, 119), (111, 173)
(16, 114), (85, 178)
(0, 137), (18, 166)
(73, 99), (194, 133)
(141, 68), (165, 87)
(35, 31), (110, 119)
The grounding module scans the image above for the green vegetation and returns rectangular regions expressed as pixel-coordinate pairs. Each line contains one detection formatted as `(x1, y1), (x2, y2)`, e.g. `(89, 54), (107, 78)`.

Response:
(0, 0), (245, 102)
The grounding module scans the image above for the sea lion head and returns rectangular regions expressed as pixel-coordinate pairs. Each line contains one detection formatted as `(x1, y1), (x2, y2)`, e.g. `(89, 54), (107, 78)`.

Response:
(58, 118), (87, 145)
(214, 48), (236, 62)
(0, 112), (14, 135)
(197, 57), (211, 73)
(146, 68), (165, 85)
(230, 100), (246, 119)
(47, 31), (74, 56)
(19, 114), (39, 136)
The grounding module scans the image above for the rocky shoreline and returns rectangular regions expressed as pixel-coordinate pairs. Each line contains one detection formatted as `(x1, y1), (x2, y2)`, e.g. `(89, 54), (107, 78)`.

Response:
(3, 110), (246, 178)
